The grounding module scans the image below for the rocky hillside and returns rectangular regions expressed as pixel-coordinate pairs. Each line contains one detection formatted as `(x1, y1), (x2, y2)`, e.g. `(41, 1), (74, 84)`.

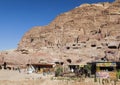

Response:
(16, 0), (120, 63)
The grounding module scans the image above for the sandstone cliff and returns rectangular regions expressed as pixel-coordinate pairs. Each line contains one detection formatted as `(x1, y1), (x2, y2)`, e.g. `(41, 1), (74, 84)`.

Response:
(9, 0), (120, 64)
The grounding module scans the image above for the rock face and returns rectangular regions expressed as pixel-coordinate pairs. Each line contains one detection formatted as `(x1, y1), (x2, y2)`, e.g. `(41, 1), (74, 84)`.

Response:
(18, 0), (120, 62)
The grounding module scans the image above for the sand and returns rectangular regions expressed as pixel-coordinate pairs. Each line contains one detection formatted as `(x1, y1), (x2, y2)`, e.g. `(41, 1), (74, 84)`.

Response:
(0, 69), (120, 85)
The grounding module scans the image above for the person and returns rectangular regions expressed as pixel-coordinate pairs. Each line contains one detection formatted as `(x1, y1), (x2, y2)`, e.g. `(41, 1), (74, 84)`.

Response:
(18, 67), (21, 73)
(3, 62), (7, 69)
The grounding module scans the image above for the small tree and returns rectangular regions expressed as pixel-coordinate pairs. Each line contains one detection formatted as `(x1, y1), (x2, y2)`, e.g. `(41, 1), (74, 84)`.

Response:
(55, 66), (63, 77)
(117, 69), (120, 79)
(84, 64), (92, 77)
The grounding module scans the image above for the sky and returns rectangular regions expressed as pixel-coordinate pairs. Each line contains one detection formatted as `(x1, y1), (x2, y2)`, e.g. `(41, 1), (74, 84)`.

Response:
(0, 0), (114, 50)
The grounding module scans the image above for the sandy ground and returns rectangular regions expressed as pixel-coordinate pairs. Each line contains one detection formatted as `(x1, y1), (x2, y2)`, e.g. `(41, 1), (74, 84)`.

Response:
(0, 69), (43, 80)
(0, 69), (51, 85)
(0, 69), (120, 85)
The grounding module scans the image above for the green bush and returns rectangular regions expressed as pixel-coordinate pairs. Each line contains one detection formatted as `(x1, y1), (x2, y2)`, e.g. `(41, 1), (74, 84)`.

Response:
(55, 67), (63, 77)
(117, 69), (120, 79)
